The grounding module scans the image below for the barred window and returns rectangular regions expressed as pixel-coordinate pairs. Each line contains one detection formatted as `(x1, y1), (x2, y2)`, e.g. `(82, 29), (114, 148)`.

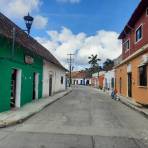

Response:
(139, 65), (147, 86)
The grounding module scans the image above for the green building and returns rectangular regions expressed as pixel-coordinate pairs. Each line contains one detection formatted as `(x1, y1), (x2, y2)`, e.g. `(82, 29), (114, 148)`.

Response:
(0, 13), (65, 112)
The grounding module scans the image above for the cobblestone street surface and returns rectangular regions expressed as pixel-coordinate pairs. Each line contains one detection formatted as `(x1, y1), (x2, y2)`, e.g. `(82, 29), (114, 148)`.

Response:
(1, 86), (148, 148)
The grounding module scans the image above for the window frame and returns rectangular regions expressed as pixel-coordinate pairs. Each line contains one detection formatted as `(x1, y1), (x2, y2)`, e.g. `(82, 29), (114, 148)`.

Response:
(135, 24), (143, 43)
(123, 39), (130, 53)
(138, 65), (147, 87)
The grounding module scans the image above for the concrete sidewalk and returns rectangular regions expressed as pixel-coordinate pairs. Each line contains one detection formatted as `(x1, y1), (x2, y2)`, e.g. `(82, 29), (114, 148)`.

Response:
(0, 88), (72, 128)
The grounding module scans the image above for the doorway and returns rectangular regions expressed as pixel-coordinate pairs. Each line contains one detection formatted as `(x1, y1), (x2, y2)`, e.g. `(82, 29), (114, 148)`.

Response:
(11, 69), (21, 108)
(119, 77), (122, 94)
(49, 75), (52, 96)
(128, 73), (132, 97)
(33, 73), (39, 100)
(86, 80), (89, 85)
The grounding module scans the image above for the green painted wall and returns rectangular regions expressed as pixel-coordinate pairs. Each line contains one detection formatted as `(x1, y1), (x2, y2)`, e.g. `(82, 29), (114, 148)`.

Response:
(0, 36), (43, 112)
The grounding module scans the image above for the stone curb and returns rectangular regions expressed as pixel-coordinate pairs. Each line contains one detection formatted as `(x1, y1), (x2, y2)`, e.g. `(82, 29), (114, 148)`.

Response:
(0, 88), (72, 128)
(119, 97), (148, 118)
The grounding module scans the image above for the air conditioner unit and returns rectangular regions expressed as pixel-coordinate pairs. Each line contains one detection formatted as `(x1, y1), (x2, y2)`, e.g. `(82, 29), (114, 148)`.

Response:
(142, 55), (148, 64)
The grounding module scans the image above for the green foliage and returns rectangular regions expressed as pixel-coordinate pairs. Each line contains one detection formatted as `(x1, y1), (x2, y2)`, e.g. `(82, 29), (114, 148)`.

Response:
(87, 54), (101, 76)
(88, 54), (100, 68)
(103, 59), (114, 71)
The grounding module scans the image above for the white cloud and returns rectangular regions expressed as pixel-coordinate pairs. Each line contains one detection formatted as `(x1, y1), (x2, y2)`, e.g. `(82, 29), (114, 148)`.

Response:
(0, 0), (48, 30)
(33, 15), (48, 29)
(36, 27), (122, 70)
(56, 0), (80, 4)
(0, 0), (41, 18)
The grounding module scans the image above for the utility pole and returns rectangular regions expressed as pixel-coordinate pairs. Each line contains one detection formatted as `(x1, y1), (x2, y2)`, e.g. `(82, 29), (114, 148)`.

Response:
(67, 53), (74, 87)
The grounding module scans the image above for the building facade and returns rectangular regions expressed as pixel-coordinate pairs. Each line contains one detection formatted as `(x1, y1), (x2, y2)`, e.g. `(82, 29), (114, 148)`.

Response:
(0, 36), (43, 112)
(115, 0), (148, 105)
(70, 71), (91, 86)
(91, 72), (99, 88)
(43, 60), (66, 97)
(98, 71), (105, 89)
(0, 13), (66, 112)
(103, 69), (115, 91)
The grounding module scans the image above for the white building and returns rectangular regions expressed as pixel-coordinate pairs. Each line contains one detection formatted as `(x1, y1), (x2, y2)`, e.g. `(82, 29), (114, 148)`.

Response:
(103, 69), (115, 91)
(43, 60), (66, 97)
(72, 78), (91, 85)
(70, 71), (91, 86)
(91, 72), (99, 88)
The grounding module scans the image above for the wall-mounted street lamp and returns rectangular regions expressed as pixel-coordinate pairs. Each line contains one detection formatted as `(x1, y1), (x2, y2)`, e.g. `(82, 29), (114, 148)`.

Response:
(11, 13), (34, 58)
(23, 13), (34, 35)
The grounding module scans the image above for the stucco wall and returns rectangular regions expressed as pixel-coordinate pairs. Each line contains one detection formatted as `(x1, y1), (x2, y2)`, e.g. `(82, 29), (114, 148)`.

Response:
(0, 36), (43, 112)
(115, 51), (148, 104)
(72, 78), (91, 85)
(91, 77), (99, 87)
(43, 60), (66, 97)
(103, 70), (115, 90)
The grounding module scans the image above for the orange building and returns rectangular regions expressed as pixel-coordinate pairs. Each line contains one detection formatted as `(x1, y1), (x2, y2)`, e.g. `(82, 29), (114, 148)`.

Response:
(98, 71), (105, 89)
(115, 0), (148, 105)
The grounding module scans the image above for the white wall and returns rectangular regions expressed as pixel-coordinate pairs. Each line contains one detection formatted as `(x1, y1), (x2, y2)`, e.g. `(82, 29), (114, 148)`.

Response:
(43, 60), (66, 97)
(103, 69), (115, 91)
(72, 78), (91, 85)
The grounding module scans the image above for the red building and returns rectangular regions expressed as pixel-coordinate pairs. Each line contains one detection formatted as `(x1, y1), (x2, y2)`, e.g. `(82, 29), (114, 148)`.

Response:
(115, 0), (148, 105)
(119, 0), (148, 60)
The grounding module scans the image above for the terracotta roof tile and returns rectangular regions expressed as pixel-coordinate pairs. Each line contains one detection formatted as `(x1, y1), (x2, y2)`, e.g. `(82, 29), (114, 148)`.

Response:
(69, 71), (89, 78)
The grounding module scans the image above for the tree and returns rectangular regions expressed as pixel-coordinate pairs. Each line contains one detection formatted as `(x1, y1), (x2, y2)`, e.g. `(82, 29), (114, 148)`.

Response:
(88, 54), (101, 74)
(103, 59), (114, 71)
(88, 54), (101, 68)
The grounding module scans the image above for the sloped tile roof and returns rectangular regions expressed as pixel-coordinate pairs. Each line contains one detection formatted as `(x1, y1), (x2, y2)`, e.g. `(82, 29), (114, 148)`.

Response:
(0, 12), (67, 71)
(68, 71), (90, 78)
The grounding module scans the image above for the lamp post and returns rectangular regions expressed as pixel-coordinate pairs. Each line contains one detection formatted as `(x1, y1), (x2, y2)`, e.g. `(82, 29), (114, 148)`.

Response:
(23, 13), (34, 35)
(11, 13), (34, 58)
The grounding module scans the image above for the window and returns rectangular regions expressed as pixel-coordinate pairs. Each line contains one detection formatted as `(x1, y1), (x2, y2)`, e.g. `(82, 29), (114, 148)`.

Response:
(123, 40), (130, 51)
(136, 25), (142, 42)
(61, 76), (64, 84)
(139, 65), (147, 86)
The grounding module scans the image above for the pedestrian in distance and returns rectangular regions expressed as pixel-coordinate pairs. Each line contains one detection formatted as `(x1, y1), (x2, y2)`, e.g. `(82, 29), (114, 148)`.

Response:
(111, 88), (119, 101)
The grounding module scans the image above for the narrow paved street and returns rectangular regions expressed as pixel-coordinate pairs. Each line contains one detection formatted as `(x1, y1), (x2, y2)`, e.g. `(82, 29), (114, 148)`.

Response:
(1, 86), (148, 147)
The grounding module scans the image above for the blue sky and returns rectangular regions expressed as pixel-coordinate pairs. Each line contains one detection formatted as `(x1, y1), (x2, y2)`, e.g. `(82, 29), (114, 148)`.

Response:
(0, 0), (140, 69)
(33, 0), (140, 36)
